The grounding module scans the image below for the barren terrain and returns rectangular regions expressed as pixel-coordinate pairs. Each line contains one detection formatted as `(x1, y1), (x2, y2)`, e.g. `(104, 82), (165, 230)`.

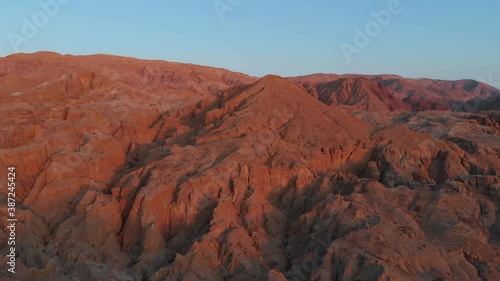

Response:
(0, 52), (499, 281)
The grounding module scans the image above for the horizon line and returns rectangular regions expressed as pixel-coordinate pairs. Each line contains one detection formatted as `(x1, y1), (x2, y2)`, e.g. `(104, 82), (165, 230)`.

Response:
(1, 50), (498, 88)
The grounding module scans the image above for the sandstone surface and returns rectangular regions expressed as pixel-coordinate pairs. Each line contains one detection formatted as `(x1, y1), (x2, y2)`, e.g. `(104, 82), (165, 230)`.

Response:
(0, 53), (499, 280)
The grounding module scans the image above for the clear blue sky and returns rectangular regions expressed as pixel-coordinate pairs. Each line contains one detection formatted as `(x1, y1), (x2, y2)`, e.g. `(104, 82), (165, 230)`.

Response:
(0, 0), (499, 82)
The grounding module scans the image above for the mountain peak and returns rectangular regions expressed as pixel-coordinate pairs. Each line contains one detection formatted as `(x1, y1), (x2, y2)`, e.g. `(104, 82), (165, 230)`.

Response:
(257, 74), (298, 87)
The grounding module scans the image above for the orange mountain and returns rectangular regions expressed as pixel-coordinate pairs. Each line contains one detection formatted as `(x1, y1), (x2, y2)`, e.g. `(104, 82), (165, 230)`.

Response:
(0, 52), (499, 281)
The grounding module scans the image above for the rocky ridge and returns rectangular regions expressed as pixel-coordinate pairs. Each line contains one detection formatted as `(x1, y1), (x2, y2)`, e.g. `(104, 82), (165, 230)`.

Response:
(0, 53), (499, 281)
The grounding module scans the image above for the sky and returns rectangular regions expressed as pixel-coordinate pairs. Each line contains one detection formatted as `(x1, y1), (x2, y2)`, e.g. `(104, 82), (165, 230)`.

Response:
(0, 0), (499, 83)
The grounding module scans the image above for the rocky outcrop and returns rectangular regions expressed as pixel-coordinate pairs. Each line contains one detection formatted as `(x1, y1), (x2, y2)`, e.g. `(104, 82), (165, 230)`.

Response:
(0, 53), (499, 280)
(299, 77), (409, 111)
(291, 74), (500, 112)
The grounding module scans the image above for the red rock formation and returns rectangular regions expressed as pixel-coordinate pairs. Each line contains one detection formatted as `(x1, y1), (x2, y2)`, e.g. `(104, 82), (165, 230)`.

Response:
(314, 77), (409, 111)
(291, 74), (500, 112)
(0, 53), (499, 280)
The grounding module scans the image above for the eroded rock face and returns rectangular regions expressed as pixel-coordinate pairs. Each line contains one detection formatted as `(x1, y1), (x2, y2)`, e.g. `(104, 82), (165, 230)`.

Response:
(0, 53), (499, 281)
(291, 74), (500, 112)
